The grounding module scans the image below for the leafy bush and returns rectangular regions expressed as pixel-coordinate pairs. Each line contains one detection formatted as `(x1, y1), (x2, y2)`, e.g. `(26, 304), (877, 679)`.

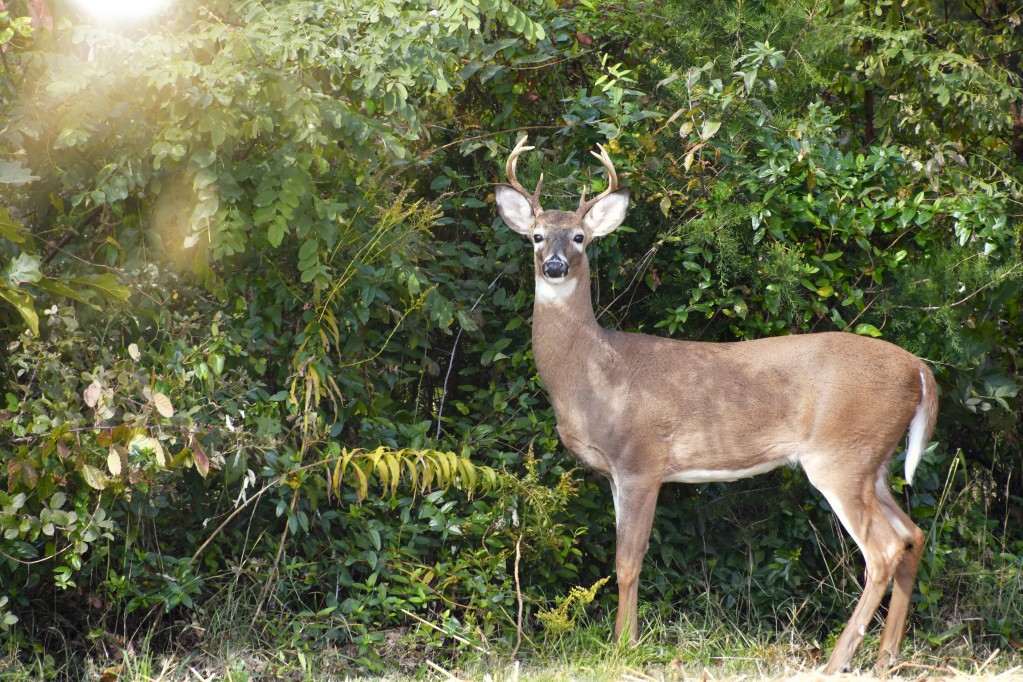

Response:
(0, 0), (1021, 676)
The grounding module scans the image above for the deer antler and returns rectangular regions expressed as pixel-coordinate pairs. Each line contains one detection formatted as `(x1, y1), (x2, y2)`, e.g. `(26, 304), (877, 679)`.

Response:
(505, 135), (544, 216)
(577, 144), (620, 215)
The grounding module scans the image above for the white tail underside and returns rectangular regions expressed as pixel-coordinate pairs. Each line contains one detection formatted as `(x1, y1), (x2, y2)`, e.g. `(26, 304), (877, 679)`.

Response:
(904, 369), (931, 485)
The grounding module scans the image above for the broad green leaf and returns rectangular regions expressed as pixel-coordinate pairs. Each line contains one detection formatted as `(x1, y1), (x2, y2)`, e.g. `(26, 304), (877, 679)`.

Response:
(0, 159), (38, 185)
(854, 323), (883, 338)
(268, 219), (287, 248)
(80, 465), (108, 491)
(701, 120), (721, 141)
(129, 434), (166, 467)
(743, 68), (758, 93)
(3, 253), (42, 287)
(0, 208), (26, 243)
(298, 239), (318, 261)
(33, 278), (94, 303)
(190, 147), (216, 168)
(0, 284), (39, 335)
(153, 392), (174, 418)
(106, 448), (123, 476)
(70, 274), (131, 303)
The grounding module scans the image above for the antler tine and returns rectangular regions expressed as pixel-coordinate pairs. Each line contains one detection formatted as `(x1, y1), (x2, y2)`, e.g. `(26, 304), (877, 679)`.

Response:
(577, 143), (621, 215)
(505, 135), (544, 215)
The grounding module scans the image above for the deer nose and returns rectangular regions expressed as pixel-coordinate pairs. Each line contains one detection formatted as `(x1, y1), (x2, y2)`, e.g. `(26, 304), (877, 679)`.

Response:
(542, 258), (568, 278)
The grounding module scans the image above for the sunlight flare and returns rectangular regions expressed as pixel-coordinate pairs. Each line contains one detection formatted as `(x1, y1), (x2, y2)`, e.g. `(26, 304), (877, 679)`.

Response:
(67, 0), (171, 26)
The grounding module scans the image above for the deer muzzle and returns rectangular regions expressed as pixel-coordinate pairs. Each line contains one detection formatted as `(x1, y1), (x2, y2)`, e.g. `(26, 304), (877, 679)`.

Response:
(542, 257), (569, 279)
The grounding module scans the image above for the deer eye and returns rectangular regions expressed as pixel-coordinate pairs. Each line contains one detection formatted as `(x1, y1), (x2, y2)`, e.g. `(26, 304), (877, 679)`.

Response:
(533, 234), (544, 243)
(573, 234), (584, 244)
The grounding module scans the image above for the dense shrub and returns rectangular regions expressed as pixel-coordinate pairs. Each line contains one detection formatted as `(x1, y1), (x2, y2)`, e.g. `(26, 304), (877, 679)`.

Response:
(0, 0), (1020, 675)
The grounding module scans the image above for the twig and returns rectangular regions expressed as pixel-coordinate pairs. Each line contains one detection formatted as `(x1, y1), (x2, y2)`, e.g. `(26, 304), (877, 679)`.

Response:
(976, 648), (1001, 675)
(251, 490), (297, 629)
(40, 205), (103, 265)
(842, 288), (890, 330)
(425, 659), (467, 682)
(920, 261), (1023, 311)
(994, 666), (1023, 678)
(509, 50), (594, 71)
(784, 0), (824, 62)
(420, 125), (562, 158)
(885, 660), (952, 676)
(594, 243), (660, 324)
(40, 232), (79, 266)
(434, 274), (502, 441)
(189, 477), (277, 563)
(511, 534), (524, 659)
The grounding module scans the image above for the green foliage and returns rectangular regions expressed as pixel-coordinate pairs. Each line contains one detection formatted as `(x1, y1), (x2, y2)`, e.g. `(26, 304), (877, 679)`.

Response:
(0, 0), (1021, 676)
(537, 576), (610, 638)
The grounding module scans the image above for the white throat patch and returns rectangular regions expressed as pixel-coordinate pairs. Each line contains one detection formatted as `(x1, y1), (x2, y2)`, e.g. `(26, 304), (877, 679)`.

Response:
(535, 275), (577, 303)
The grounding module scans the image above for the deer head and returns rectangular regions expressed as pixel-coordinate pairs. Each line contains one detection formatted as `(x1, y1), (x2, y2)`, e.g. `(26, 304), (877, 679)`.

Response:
(495, 136), (630, 302)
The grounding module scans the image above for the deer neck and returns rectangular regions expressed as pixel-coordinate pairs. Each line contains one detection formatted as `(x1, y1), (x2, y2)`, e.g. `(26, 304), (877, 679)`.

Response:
(530, 262), (606, 394)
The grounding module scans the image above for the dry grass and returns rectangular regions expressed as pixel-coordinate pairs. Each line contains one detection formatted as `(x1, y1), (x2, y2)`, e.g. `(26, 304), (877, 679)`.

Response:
(10, 641), (1019, 682)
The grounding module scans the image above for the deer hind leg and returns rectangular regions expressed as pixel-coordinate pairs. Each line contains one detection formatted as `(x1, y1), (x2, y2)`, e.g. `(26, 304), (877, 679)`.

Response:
(804, 463), (907, 674)
(874, 472), (926, 669)
(611, 478), (660, 643)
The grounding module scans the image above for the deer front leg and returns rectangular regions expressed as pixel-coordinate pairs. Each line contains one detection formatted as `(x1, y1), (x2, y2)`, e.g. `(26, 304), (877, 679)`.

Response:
(611, 478), (660, 642)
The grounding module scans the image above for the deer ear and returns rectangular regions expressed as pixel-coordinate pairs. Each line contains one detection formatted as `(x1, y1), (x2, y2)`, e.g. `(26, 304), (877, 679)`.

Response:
(495, 184), (535, 235)
(583, 189), (630, 237)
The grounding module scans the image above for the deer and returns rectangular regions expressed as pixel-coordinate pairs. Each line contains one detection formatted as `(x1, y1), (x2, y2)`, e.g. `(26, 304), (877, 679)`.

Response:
(494, 135), (938, 674)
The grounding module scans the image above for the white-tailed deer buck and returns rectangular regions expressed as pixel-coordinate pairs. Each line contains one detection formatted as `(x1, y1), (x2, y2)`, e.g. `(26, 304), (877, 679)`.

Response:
(495, 136), (938, 673)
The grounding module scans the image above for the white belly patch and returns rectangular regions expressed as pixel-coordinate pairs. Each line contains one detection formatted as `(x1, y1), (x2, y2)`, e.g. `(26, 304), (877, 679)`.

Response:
(663, 457), (797, 484)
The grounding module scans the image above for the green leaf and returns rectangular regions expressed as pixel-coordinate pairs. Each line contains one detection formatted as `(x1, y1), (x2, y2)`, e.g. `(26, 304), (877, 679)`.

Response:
(129, 434), (167, 467)
(853, 323), (883, 338)
(298, 239), (319, 261)
(0, 284), (39, 335)
(3, 253), (42, 287)
(0, 159), (38, 185)
(0, 208), (27, 243)
(743, 68), (758, 93)
(33, 278), (94, 303)
(80, 465), (109, 491)
(190, 147), (217, 168)
(701, 120), (722, 141)
(71, 273), (131, 303)
(268, 219), (287, 248)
